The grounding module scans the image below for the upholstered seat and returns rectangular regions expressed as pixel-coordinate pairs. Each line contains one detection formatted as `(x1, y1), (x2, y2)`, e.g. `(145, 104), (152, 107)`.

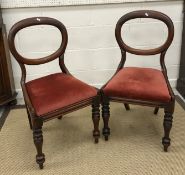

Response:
(104, 67), (171, 103)
(26, 73), (97, 116)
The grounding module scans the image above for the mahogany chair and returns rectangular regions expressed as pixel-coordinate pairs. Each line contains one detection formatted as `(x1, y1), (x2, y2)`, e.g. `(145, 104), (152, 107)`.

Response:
(8, 17), (100, 169)
(101, 10), (175, 152)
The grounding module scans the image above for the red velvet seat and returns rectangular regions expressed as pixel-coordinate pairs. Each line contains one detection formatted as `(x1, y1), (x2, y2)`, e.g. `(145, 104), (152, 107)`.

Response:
(26, 73), (97, 116)
(104, 67), (171, 103)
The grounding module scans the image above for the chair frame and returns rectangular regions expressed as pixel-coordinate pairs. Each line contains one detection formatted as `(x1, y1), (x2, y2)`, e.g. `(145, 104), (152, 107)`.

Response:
(101, 10), (175, 152)
(8, 17), (100, 169)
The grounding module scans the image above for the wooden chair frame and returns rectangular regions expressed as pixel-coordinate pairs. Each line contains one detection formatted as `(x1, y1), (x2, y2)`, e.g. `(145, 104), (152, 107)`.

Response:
(101, 10), (175, 152)
(8, 17), (100, 169)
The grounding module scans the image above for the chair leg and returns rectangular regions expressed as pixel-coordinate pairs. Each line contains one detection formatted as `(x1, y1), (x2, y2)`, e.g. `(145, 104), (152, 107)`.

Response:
(102, 99), (110, 141)
(154, 107), (159, 115)
(92, 97), (100, 143)
(162, 104), (174, 152)
(33, 118), (45, 169)
(26, 107), (33, 130)
(57, 116), (63, 120)
(124, 103), (130, 111)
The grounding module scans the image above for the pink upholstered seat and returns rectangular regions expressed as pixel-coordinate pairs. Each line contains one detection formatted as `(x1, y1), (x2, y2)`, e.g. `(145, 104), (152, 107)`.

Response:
(26, 73), (97, 116)
(103, 67), (171, 103)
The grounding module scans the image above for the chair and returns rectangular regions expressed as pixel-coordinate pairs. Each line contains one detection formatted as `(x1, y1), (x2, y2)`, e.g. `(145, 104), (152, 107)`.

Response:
(101, 10), (175, 152)
(8, 17), (100, 169)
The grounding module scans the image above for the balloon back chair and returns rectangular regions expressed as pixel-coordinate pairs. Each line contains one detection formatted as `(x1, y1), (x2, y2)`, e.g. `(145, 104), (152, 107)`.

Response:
(101, 10), (175, 152)
(8, 17), (100, 169)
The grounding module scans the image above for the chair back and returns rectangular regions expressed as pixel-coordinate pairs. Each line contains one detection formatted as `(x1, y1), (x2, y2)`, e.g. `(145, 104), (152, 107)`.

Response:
(8, 17), (68, 65)
(115, 10), (174, 56)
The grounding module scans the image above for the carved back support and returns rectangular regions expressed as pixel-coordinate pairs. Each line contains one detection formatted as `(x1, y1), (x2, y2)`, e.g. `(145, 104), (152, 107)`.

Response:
(115, 10), (174, 72)
(8, 17), (68, 65)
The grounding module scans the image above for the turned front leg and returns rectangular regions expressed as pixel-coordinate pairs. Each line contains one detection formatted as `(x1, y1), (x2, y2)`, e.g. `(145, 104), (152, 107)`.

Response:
(33, 118), (45, 169)
(92, 99), (100, 143)
(102, 100), (110, 141)
(162, 110), (173, 152)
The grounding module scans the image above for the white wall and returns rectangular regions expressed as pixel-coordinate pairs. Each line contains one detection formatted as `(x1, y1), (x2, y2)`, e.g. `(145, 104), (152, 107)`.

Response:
(1, 0), (175, 8)
(2, 0), (184, 103)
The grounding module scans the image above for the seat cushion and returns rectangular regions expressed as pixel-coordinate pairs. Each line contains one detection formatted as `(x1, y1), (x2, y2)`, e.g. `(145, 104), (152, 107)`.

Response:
(26, 73), (97, 116)
(103, 67), (171, 103)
